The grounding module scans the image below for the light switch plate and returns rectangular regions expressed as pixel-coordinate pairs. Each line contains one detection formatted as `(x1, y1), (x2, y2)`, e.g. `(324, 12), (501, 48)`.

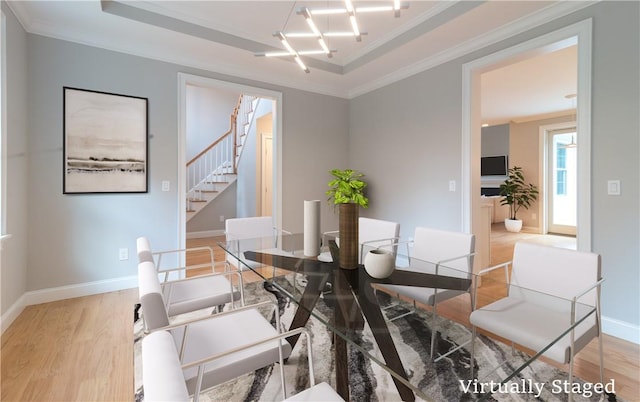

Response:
(161, 180), (170, 192)
(607, 180), (621, 195)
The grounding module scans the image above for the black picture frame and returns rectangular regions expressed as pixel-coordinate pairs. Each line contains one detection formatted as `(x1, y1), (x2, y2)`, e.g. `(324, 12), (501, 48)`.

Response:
(63, 87), (148, 194)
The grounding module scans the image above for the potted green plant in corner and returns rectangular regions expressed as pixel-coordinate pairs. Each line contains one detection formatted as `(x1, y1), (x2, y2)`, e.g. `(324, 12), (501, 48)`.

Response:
(499, 166), (539, 233)
(326, 169), (369, 269)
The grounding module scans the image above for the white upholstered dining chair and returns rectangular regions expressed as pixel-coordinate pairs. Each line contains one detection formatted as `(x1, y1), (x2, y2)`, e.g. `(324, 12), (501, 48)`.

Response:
(224, 216), (292, 271)
(378, 227), (475, 359)
(142, 328), (342, 402)
(136, 236), (243, 321)
(138, 260), (318, 401)
(318, 217), (400, 264)
(469, 242), (604, 402)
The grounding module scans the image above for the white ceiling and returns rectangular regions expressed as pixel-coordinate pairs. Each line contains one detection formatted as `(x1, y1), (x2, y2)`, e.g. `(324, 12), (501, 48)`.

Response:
(7, 0), (587, 123)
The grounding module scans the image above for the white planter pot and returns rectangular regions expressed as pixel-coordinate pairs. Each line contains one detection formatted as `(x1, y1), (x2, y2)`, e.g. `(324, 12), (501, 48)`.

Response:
(504, 218), (523, 233)
(364, 249), (395, 279)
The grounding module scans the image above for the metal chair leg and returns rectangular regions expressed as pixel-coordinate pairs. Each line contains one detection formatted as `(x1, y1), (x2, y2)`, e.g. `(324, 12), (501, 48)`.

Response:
(430, 303), (438, 357)
(470, 326), (476, 379)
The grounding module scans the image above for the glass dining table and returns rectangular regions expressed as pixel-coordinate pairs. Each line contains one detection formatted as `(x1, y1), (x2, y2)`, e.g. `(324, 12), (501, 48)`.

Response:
(218, 233), (598, 402)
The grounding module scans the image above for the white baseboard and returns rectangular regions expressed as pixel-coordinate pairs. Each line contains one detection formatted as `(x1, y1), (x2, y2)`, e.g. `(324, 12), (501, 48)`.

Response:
(1, 275), (138, 334)
(186, 229), (225, 239)
(1, 293), (27, 334)
(602, 315), (640, 344)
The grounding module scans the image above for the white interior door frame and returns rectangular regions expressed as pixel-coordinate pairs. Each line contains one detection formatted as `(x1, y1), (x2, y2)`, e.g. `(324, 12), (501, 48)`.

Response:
(177, 73), (283, 251)
(462, 18), (592, 251)
(257, 131), (273, 216)
(540, 121), (578, 235)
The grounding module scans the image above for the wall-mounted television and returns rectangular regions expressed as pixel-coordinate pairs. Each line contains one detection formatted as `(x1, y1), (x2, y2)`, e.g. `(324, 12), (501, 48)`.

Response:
(481, 155), (508, 176)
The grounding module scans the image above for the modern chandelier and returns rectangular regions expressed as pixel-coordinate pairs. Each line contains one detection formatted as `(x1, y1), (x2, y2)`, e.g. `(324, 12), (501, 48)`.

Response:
(255, 0), (409, 73)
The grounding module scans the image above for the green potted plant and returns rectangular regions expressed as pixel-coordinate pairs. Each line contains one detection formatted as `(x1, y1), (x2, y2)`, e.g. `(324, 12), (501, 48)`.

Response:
(499, 166), (539, 232)
(326, 169), (369, 209)
(326, 169), (369, 269)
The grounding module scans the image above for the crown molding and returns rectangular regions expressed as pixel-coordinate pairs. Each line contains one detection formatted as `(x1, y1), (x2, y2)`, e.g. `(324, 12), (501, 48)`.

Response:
(348, 0), (597, 98)
(5, 1), (33, 29)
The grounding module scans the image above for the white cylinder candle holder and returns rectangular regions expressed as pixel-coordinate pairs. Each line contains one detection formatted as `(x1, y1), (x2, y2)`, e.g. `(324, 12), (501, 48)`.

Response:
(304, 200), (321, 257)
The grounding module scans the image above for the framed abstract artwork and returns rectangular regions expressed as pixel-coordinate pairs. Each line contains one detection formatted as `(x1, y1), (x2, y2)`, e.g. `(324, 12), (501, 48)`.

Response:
(63, 87), (148, 194)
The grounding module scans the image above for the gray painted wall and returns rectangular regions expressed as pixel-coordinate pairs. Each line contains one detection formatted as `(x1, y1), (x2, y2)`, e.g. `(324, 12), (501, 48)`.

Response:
(588, 2), (640, 332)
(349, 61), (465, 234)
(282, 90), (349, 234)
(186, 85), (238, 161)
(1, 5), (28, 316)
(350, 2), (639, 331)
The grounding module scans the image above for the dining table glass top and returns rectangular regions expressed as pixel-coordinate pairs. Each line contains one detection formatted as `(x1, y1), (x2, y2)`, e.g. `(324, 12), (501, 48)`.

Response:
(218, 232), (597, 401)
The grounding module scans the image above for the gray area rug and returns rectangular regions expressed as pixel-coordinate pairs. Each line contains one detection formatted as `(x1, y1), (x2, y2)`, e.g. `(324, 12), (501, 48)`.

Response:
(134, 276), (621, 402)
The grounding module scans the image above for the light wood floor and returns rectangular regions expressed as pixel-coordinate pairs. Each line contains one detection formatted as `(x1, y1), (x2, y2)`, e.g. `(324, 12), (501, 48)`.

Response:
(1, 227), (638, 401)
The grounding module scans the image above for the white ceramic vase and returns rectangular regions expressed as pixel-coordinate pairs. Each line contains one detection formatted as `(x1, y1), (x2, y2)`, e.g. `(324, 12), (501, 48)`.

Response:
(364, 249), (395, 279)
(504, 218), (523, 233)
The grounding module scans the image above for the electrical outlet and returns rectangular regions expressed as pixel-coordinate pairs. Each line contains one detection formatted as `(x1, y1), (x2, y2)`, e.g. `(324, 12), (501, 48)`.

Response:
(531, 213), (537, 220)
(449, 180), (456, 192)
(219, 215), (225, 222)
(119, 248), (129, 261)
(161, 180), (170, 192)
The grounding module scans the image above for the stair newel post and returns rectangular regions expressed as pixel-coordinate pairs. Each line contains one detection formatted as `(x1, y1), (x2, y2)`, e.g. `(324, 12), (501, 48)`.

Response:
(232, 104), (238, 174)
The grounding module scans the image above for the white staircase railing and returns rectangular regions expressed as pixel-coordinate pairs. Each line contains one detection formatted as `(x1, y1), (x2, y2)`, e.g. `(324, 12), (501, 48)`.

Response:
(186, 94), (256, 215)
(235, 96), (258, 167)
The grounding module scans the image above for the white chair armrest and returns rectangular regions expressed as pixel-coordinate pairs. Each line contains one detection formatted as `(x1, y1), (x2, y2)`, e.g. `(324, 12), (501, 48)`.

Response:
(361, 237), (400, 247)
(436, 252), (476, 266)
(473, 261), (512, 310)
(153, 246), (214, 256)
(152, 300), (279, 362)
(477, 261), (512, 276)
(160, 270), (243, 293)
(156, 260), (230, 279)
(572, 278), (605, 303)
(183, 327), (314, 400)
(152, 300), (276, 334)
(154, 246), (215, 268)
(388, 240), (413, 262)
(276, 227), (292, 235)
(360, 236), (401, 262)
(571, 278), (605, 324)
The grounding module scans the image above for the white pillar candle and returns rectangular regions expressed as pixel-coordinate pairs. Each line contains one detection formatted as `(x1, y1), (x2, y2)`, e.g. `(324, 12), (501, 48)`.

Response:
(304, 200), (321, 257)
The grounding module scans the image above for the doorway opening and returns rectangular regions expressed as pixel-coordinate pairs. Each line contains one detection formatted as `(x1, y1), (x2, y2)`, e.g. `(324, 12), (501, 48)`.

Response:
(178, 74), (283, 251)
(463, 19), (593, 271)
